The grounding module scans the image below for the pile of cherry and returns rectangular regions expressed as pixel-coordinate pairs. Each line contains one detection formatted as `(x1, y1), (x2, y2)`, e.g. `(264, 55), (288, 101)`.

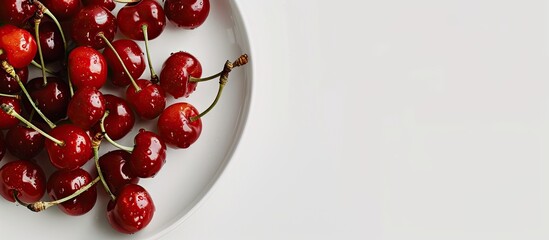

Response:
(0, 0), (248, 234)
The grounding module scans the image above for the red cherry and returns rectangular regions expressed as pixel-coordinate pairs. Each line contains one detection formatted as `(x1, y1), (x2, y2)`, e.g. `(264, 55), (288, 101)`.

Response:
(107, 184), (155, 234)
(0, 160), (46, 203)
(45, 124), (93, 170)
(91, 94), (134, 140)
(24, 77), (70, 122)
(82, 0), (115, 11)
(0, 0), (37, 27)
(47, 168), (97, 216)
(0, 132), (5, 162)
(159, 51), (202, 98)
(5, 125), (45, 160)
(67, 86), (106, 130)
(158, 102), (202, 149)
(71, 6), (117, 49)
(42, 0), (82, 21)
(126, 79), (166, 120)
(164, 0), (210, 29)
(129, 129), (166, 178)
(117, 0), (166, 40)
(0, 96), (21, 130)
(68, 46), (108, 89)
(102, 39), (145, 87)
(33, 21), (64, 63)
(98, 150), (139, 195)
(0, 24), (38, 68)
(0, 66), (28, 94)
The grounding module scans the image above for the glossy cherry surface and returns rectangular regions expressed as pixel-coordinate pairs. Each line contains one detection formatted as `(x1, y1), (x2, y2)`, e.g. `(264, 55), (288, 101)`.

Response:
(92, 94), (134, 140)
(82, 0), (115, 11)
(47, 168), (97, 216)
(0, 0), (37, 27)
(0, 66), (28, 94)
(0, 96), (21, 130)
(42, 0), (82, 21)
(129, 129), (166, 178)
(24, 77), (70, 122)
(102, 39), (145, 87)
(45, 124), (93, 170)
(158, 102), (202, 149)
(160, 51), (202, 98)
(164, 0), (210, 29)
(0, 160), (46, 203)
(6, 125), (45, 159)
(0, 132), (5, 162)
(98, 150), (139, 195)
(68, 46), (108, 89)
(126, 79), (166, 120)
(67, 86), (106, 130)
(107, 184), (155, 234)
(71, 5), (117, 49)
(34, 21), (64, 63)
(117, 0), (166, 40)
(0, 24), (38, 68)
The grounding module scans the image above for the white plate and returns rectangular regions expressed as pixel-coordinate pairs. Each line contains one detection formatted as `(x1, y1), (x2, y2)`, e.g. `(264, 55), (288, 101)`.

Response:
(0, 0), (252, 239)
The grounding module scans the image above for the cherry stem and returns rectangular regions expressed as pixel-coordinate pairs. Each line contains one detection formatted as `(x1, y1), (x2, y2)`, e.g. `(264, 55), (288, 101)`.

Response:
(98, 33), (141, 92)
(30, 60), (56, 76)
(142, 25), (159, 84)
(1, 61), (56, 129)
(100, 111), (134, 152)
(0, 93), (20, 99)
(34, 1), (67, 52)
(113, 0), (140, 3)
(93, 143), (116, 201)
(12, 191), (29, 206)
(33, 15), (48, 86)
(190, 54), (249, 122)
(27, 176), (100, 212)
(188, 72), (221, 83)
(0, 103), (63, 146)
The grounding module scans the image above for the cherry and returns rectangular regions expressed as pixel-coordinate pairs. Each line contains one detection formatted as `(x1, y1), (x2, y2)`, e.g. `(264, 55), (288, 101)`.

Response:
(107, 184), (155, 234)
(68, 46), (108, 89)
(33, 21), (64, 63)
(102, 39), (145, 87)
(0, 66), (28, 94)
(158, 102), (201, 149)
(91, 94), (134, 140)
(82, 0), (115, 11)
(42, 0), (82, 21)
(0, 24), (38, 69)
(0, 96), (21, 130)
(0, 0), (37, 27)
(126, 79), (166, 120)
(160, 51), (202, 98)
(0, 132), (5, 162)
(71, 5), (117, 49)
(98, 150), (139, 195)
(164, 0), (210, 29)
(45, 124), (93, 170)
(24, 77), (70, 123)
(5, 125), (45, 160)
(67, 86), (106, 130)
(118, 0), (166, 41)
(129, 129), (166, 178)
(47, 168), (97, 216)
(0, 160), (46, 203)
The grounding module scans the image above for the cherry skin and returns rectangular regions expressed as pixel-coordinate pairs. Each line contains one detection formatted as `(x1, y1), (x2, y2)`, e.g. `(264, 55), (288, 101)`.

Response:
(5, 125), (45, 159)
(91, 94), (134, 140)
(102, 39), (145, 87)
(0, 160), (46, 203)
(0, 132), (5, 162)
(24, 77), (70, 123)
(45, 124), (93, 170)
(33, 21), (64, 63)
(160, 51), (202, 98)
(126, 79), (166, 120)
(0, 24), (38, 68)
(0, 96), (22, 130)
(68, 46), (108, 89)
(67, 86), (106, 130)
(98, 150), (139, 195)
(0, 0), (37, 27)
(0, 66), (28, 94)
(158, 102), (202, 149)
(71, 5), (117, 49)
(117, 0), (167, 40)
(47, 168), (97, 216)
(129, 129), (167, 178)
(42, 0), (82, 21)
(82, 0), (115, 11)
(164, 0), (210, 29)
(107, 184), (155, 234)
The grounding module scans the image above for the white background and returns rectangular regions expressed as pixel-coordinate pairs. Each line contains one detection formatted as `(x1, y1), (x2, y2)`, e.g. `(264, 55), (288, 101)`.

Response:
(165, 0), (549, 239)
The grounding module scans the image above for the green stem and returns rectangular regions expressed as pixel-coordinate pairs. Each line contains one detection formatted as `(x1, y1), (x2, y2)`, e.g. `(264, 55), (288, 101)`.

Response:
(191, 83), (225, 122)
(30, 60), (56, 76)
(41, 9), (67, 52)
(0, 93), (20, 99)
(67, 71), (74, 97)
(27, 177), (100, 212)
(189, 72), (222, 83)
(98, 33), (141, 92)
(100, 111), (134, 152)
(0, 103), (63, 146)
(34, 18), (48, 86)
(94, 145), (116, 201)
(142, 24), (158, 83)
